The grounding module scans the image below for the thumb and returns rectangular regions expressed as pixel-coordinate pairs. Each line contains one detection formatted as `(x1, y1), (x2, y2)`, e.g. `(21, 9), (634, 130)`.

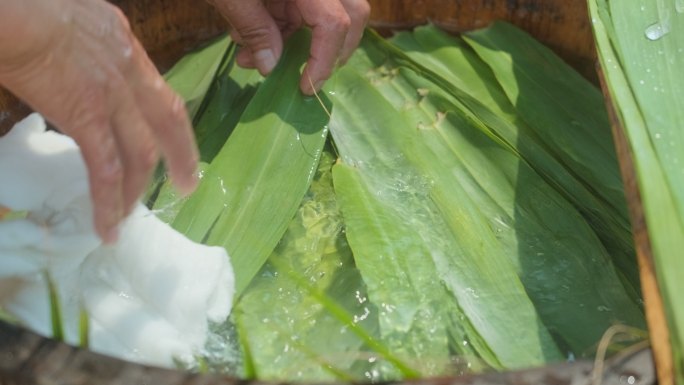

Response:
(210, 0), (282, 75)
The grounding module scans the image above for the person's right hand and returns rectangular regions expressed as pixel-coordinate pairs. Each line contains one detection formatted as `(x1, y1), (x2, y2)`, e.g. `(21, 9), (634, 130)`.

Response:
(208, 0), (370, 95)
(0, 0), (199, 243)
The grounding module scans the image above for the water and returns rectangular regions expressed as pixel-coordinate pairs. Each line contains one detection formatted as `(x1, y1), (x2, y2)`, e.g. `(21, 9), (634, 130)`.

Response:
(645, 0), (672, 40)
(645, 22), (670, 40)
(677, 0), (684, 13)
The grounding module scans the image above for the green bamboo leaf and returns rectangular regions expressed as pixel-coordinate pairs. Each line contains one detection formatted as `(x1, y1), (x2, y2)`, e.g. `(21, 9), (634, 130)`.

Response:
(46, 272), (64, 342)
(164, 35), (232, 120)
(172, 29), (331, 296)
(390, 67), (644, 354)
(234, 151), (395, 381)
(390, 25), (639, 297)
(464, 23), (623, 198)
(332, 162), (490, 374)
(192, 62), (263, 164)
(235, 314), (258, 379)
(588, 0), (684, 381)
(151, 162), (210, 224)
(330, 36), (644, 367)
(228, 149), (425, 381)
(79, 305), (89, 348)
(278, 260), (420, 380)
(148, 36), (239, 204)
(329, 64), (561, 369)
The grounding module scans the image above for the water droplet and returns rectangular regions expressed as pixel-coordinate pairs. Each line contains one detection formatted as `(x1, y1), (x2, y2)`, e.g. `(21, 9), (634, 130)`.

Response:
(597, 305), (611, 312)
(465, 287), (479, 298)
(620, 374), (638, 384)
(645, 22), (670, 40)
(639, 79), (645, 85)
(655, 132), (662, 139)
(677, 0), (684, 13)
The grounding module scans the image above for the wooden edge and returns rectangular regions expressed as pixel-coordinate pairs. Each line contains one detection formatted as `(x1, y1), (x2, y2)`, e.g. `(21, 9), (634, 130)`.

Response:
(596, 63), (674, 385)
(0, 319), (655, 385)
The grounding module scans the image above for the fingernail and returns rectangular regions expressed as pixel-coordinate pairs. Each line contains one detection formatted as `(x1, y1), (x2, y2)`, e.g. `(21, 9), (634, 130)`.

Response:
(254, 49), (277, 75)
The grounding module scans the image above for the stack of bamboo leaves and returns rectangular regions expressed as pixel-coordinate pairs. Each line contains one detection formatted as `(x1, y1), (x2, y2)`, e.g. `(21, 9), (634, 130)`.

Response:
(151, 22), (645, 381)
(589, 0), (684, 383)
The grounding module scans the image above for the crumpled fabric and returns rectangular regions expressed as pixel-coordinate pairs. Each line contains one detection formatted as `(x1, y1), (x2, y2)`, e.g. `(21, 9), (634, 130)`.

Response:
(0, 113), (235, 367)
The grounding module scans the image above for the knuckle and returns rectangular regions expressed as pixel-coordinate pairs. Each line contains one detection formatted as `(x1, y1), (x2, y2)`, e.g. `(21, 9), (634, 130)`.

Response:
(236, 25), (273, 48)
(356, 1), (371, 22)
(152, 93), (189, 134)
(109, 5), (132, 31)
(328, 13), (352, 33)
(170, 94), (190, 125)
(93, 159), (124, 187)
(102, 72), (130, 99)
(61, 92), (107, 137)
(103, 4), (136, 70)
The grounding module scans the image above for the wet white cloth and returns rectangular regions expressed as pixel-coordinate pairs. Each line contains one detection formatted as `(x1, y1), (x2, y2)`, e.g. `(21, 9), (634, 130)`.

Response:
(0, 113), (235, 367)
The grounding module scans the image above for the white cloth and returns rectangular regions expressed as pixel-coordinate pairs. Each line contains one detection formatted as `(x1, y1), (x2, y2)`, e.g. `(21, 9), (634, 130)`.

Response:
(0, 113), (235, 367)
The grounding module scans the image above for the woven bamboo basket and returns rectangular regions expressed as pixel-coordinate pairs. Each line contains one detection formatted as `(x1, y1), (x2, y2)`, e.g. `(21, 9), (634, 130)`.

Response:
(0, 1), (665, 384)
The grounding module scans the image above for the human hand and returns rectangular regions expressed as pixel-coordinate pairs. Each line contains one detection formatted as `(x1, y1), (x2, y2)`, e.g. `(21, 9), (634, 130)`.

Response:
(0, 0), (199, 243)
(208, 0), (370, 95)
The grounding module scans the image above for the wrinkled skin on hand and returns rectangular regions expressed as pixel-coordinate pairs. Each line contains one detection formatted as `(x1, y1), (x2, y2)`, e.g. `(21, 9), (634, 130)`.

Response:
(208, 0), (371, 94)
(0, 0), (199, 243)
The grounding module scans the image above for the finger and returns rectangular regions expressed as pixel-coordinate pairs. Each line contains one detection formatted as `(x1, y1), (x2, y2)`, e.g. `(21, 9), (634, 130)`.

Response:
(211, 0), (283, 75)
(125, 38), (199, 196)
(67, 100), (124, 244)
(266, 0), (303, 40)
(229, 29), (257, 68)
(236, 48), (257, 69)
(110, 86), (159, 216)
(338, 0), (370, 64)
(297, 0), (351, 94)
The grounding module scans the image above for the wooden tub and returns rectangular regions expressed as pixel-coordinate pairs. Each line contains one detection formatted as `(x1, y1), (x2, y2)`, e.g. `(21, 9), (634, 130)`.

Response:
(0, 0), (663, 384)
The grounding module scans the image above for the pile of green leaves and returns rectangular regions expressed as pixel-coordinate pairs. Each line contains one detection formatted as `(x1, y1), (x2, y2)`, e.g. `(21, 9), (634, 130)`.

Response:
(589, 0), (684, 382)
(154, 24), (645, 381)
